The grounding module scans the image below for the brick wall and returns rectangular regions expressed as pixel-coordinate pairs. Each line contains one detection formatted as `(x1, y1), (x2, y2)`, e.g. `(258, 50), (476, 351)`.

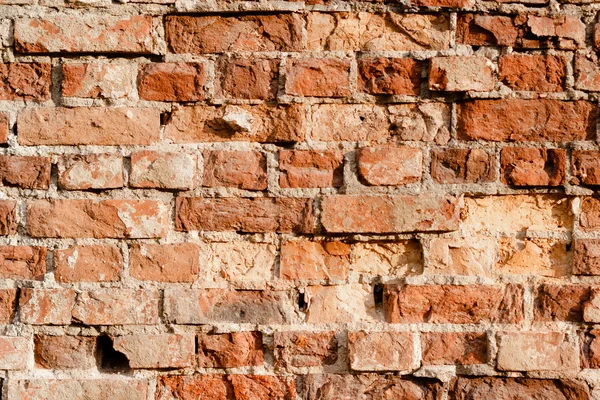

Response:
(0, 0), (600, 398)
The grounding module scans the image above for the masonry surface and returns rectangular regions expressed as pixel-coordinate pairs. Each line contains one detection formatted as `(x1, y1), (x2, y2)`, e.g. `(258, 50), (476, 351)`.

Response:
(1, 0), (600, 398)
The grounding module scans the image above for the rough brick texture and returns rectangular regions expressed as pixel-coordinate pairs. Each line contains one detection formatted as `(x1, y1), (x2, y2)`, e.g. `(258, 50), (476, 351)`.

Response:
(0, 0), (596, 397)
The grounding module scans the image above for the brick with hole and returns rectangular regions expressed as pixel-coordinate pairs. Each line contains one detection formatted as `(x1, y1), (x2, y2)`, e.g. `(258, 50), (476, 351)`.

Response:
(54, 245), (122, 282)
(279, 150), (344, 188)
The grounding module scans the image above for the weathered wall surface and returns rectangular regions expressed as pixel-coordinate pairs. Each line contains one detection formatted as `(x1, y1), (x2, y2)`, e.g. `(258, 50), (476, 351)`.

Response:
(1, 0), (600, 398)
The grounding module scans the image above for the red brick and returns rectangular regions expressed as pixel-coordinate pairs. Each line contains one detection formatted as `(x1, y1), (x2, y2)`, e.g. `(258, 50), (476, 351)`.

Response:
(7, 379), (148, 399)
(358, 58), (421, 95)
(57, 154), (124, 190)
(164, 288), (293, 324)
(321, 195), (459, 233)
(130, 151), (196, 190)
(216, 57), (279, 100)
(0, 155), (51, 189)
(458, 99), (596, 142)
(0, 63), (51, 101)
(176, 197), (314, 233)
(0, 113), (7, 144)
(138, 62), (205, 102)
(279, 150), (343, 188)
(164, 104), (305, 143)
(71, 289), (159, 325)
(285, 58), (351, 97)
(203, 150), (267, 191)
(496, 331), (578, 371)
(0, 201), (17, 236)
(0, 337), (29, 370)
(431, 148), (495, 183)
(166, 15), (303, 53)
(384, 284), (524, 323)
(577, 54), (600, 92)
(27, 199), (168, 238)
(19, 288), (76, 325)
(500, 54), (567, 92)
(54, 245), (122, 282)
(156, 375), (295, 400)
(274, 331), (337, 369)
(581, 197), (600, 230)
(15, 15), (153, 53)
(304, 374), (443, 400)
(197, 332), (263, 368)
(573, 151), (600, 185)
(450, 377), (590, 400)
(34, 335), (96, 369)
(0, 246), (46, 280)
(348, 331), (413, 371)
(0, 289), (17, 323)
(18, 107), (160, 146)
(500, 147), (565, 186)
(280, 240), (350, 281)
(357, 145), (422, 186)
(457, 14), (585, 49)
(113, 334), (195, 368)
(62, 63), (136, 99)
(421, 332), (487, 365)
(129, 243), (199, 282)
(429, 56), (494, 92)
(583, 329), (600, 368)
(534, 284), (592, 322)
(574, 240), (600, 275)
(306, 13), (451, 51)
(411, 0), (473, 6)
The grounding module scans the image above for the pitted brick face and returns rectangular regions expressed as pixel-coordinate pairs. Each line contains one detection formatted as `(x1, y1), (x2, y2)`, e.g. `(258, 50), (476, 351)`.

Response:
(0, 0), (597, 397)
